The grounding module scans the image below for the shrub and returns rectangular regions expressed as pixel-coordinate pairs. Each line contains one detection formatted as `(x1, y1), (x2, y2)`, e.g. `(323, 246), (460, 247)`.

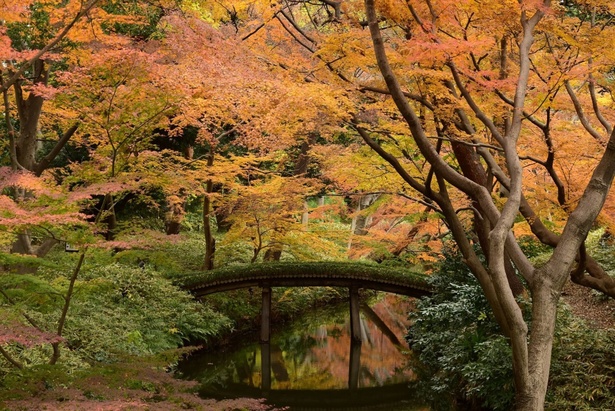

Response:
(547, 308), (615, 410)
(59, 264), (231, 360)
(407, 246), (615, 411)
(0, 261), (231, 374)
(405, 248), (515, 411)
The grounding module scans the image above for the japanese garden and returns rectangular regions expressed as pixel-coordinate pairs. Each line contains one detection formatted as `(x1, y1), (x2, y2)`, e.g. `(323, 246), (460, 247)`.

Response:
(1, 1), (614, 410)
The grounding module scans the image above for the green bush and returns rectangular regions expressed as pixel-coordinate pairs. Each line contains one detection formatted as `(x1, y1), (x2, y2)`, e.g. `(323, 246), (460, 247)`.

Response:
(407, 246), (615, 411)
(0, 261), (231, 375)
(547, 308), (615, 410)
(406, 248), (515, 411)
(59, 264), (231, 360)
(113, 231), (207, 273)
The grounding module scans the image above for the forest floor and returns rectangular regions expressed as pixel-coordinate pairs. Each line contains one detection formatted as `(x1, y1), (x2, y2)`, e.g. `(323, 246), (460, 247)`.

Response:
(561, 280), (615, 329)
(0, 357), (283, 411)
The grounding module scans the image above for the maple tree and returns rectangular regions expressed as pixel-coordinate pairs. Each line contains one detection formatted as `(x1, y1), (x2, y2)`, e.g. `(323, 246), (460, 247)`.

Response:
(0, 0), (176, 250)
(358, 1), (615, 409)
(0, 0), (105, 256)
(147, 10), (351, 267)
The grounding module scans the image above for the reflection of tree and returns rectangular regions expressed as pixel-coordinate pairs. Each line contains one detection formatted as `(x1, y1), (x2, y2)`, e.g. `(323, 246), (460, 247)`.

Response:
(361, 303), (402, 346)
(235, 349), (257, 387)
(271, 344), (289, 384)
(329, 326), (343, 339)
(278, 334), (318, 365)
(357, 296), (415, 387)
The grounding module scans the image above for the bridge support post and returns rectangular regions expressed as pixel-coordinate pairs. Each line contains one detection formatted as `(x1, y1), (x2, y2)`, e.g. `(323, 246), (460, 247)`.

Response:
(349, 286), (362, 343)
(261, 286), (272, 343)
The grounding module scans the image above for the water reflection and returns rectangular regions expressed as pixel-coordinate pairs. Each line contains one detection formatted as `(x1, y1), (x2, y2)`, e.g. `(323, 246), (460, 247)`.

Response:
(179, 294), (421, 409)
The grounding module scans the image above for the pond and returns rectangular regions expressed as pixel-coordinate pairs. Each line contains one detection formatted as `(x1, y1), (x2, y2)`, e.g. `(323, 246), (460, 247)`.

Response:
(178, 293), (426, 410)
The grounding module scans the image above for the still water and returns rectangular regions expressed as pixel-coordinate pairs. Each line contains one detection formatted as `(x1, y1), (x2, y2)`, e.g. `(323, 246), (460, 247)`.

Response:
(178, 294), (425, 410)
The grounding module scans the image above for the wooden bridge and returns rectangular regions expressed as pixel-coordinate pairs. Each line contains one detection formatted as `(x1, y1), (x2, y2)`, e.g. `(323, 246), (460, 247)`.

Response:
(175, 261), (432, 297)
(174, 261), (432, 343)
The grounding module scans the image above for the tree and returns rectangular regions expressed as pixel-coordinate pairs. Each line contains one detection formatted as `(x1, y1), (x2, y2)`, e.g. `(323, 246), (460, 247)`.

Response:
(0, 0), (174, 251)
(154, 10), (350, 267)
(217, 174), (347, 263)
(52, 44), (175, 239)
(358, 1), (615, 409)
(0, 0), (104, 256)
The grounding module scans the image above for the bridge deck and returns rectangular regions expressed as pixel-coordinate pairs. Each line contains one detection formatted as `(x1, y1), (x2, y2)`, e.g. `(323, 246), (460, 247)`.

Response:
(174, 261), (432, 297)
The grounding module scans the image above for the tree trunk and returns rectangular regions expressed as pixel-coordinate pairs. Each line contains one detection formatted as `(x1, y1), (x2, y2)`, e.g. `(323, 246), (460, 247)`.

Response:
(215, 207), (233, 232)
(295, 133), (317, 229)
(14, 60), (46, 171)
(263, 245), (282, 261)
(348, 194), (378, 250)
(98, 194), (117, 241)
(165, 195), (184, 235)
(8, 60), (75, 258)
(50, 251), (85, 365)
(203, 192), (215, 270)
(203, 150), (215, 270)
(301, 200), (309, 227)
(514, 283), (558, 411)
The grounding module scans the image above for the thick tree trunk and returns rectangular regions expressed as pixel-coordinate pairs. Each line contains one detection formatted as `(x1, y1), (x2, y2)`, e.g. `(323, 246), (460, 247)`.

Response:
(8, 60), (76, 258)
(514, 281), (558, 411)
(451, 141), (525, 296)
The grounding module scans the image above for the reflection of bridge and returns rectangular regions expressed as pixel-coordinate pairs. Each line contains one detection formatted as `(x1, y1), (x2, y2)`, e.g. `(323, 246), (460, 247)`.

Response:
(175, 261), (432, 343)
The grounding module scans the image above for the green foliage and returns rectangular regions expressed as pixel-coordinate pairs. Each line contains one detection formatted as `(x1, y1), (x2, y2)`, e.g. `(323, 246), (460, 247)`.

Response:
(6, 3), (53, 51)
(406, 249), (515, 411)
(546, 309), (615, 410)
(100, 0), (166, 40)
(0, 364), (75, 400)
(586, 229), (615, 278)
(0, 259), (231, 375)
(214, 239), (256, 266)
(0, 251), (57, 272)
(0, 273), (63, 312)
(517, 235), (553, 259)
(408, 245), (615, 411)
(114, 231), (207, 273)
(56, 263), (231, 361)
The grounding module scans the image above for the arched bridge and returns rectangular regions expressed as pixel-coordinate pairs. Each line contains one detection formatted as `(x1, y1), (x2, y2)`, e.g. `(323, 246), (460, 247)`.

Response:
(174, 261), (432, 344)
(174, 261), (432, 298)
